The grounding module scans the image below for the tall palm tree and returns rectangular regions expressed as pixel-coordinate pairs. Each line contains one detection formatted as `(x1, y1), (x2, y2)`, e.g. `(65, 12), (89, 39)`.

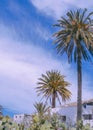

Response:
(53, 9), (93, 121)
(34, 102), (49, 116)
(36, 70), (71, 108)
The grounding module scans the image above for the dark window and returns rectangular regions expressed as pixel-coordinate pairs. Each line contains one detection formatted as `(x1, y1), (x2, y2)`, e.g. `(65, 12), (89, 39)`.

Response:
(60, 116), (66, 122)
(83, 104), (86, 109)
(83, 114), (92, 120)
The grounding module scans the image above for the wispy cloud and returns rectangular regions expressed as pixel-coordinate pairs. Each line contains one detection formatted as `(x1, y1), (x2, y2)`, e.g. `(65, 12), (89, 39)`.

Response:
(31, 0), (69, 18)
(0, 22), (93, 113)
(31, 0), (93, 19)
(0, 23), (69, 112)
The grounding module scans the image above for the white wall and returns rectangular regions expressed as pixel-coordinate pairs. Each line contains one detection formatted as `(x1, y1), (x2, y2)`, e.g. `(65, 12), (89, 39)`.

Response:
(14, 114), (25, 124)
(51, 104), (93, 127)
(57, 106), (77, 126)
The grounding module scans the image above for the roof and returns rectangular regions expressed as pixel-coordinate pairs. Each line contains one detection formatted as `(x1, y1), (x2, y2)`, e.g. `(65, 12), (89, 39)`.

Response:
(60, 99), (93, 108)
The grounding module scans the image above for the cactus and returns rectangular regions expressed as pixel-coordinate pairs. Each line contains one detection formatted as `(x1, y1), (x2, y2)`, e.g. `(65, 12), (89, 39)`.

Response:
(0, 116), (19, 130)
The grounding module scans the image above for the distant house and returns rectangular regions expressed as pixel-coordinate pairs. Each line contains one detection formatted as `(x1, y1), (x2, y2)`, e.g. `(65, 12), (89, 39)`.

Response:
(50, 99), (93, 127)
(13, 114), (31, 128)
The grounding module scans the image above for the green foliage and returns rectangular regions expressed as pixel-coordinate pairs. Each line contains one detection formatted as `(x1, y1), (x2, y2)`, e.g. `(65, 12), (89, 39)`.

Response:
(0, 116), (26, 130)
(0, 115), (92, 130)
(34, 102), (49, 117)
(60, 123), (67, 130)
(36, 70), (71, 108)
(53, 9), (93, 63)
(0, 116), (19, 130)
(50, 113), (67, 130)
(30, 114), (53, 130)
(76, 121), (91, 130)
(30, 112), (69, 130)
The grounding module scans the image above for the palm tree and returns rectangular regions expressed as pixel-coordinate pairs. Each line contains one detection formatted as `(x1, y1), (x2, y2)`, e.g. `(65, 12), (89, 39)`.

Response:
(36, 70), (71, 108)
(53, 9), (93, 121)
(34, 102), (49, 116)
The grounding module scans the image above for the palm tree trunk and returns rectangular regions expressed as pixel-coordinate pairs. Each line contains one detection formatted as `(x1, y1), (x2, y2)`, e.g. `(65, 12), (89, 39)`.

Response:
(52, 91), (56, 108)
(77, 49), (82, 122)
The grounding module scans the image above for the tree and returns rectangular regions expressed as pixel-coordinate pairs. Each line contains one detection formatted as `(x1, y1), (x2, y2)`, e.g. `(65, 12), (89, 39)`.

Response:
(36, 70), (71, 108)
(34, 102), (49, 116)
(53, 9), (93, 121)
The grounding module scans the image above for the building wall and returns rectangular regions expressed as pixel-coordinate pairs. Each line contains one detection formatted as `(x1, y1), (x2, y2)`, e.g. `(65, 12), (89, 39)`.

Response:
(13, 114), (31, 128)
(51, 104), (93, 127)
(13, 103), (93, 127)
(14, 114), (25, 124)
(59, 106), (77, 126)
(82, 105), (93, 127)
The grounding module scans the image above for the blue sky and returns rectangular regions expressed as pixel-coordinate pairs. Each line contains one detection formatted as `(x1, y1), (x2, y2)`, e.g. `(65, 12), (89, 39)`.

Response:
(0, 0), (93, 115)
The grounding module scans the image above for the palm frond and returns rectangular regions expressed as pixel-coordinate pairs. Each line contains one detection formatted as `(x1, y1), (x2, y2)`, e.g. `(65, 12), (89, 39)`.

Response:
(53, 9), (93, 63)
(36, 70), (71, 107)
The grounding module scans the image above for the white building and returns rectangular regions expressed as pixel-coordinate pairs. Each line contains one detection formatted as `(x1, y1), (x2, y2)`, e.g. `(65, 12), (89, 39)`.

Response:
(13, 114), (31, 128)
(50, 99), (93, 127)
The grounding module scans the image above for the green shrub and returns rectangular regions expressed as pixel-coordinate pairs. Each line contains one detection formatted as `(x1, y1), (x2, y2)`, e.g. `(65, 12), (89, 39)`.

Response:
(76, 120), (91, 130)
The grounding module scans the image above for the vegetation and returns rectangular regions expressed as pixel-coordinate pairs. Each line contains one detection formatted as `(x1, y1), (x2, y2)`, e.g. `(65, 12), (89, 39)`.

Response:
(34, 102), (49, 117)
(36, 70), (71, 108)
(0, 116), (19, 130)
(53, 9), (93, 121)
(0, 115), (93, 130)
(30, 112), (69, 130)
(30, 114), (53, 130)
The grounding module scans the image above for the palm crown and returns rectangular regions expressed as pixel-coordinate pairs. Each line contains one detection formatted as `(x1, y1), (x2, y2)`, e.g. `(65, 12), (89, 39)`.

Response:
(34, 102), (49, 116)
(36, 70), (71, 108)
(54, 9), (93, 63)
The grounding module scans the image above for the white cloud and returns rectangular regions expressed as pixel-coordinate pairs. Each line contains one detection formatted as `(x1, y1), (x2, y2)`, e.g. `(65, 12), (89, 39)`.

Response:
(0, 22), (92, 113)
(31, 0), (93, 18)
(70, 0), (93, 8)
(34, 23), (51, 41)
(0, 23), (70, 112)
(31, 0), (68, 18)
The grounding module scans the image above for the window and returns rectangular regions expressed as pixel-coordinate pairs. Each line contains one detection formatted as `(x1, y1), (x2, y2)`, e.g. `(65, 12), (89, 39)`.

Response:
(83, 104), (86, 109)
(83, 114), (92, 120)
(60, 116), (66, 122)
